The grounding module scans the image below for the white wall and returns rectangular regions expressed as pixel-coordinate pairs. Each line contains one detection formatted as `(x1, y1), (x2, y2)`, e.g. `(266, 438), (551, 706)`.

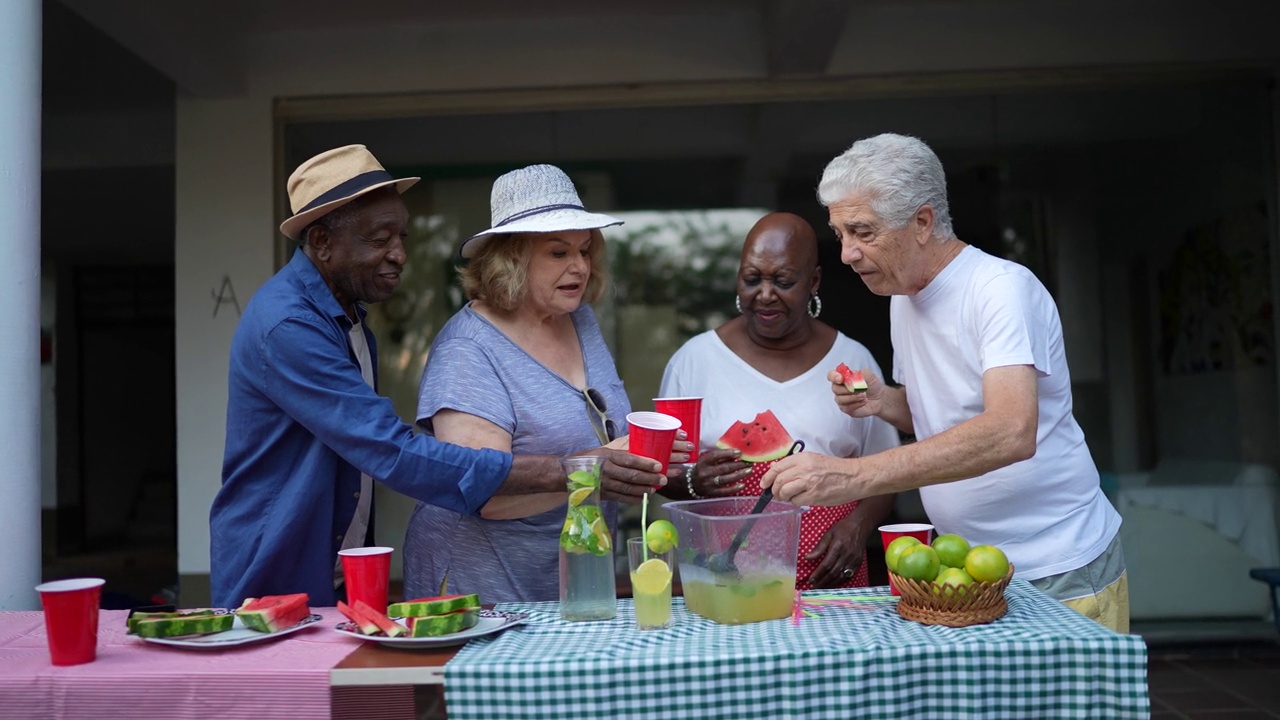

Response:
(174, 98), (273, 577)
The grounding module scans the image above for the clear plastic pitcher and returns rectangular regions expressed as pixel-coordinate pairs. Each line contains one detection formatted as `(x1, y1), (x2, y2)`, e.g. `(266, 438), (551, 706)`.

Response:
(666, 497), (804, 624)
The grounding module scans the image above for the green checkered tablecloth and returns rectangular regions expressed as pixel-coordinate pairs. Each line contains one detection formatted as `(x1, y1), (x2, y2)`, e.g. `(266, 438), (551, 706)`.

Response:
(444, 580), (1148, 719)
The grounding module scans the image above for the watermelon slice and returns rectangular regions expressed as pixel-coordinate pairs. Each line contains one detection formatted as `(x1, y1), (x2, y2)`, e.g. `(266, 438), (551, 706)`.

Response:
(410, 607), (481, 637)
(387, 593), (480, 618)
(353, 599), (409, 637)
(337, 600), (381, 635)
(128, 608), (222, 635)
(715, 409), (796, 463)
(836, 362), (868, 393)
(236, 593), (310, 633)
(131, 611), (234, 638)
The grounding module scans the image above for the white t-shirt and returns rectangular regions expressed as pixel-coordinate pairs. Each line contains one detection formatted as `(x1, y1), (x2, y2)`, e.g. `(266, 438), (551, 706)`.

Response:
(660, 330), (900, 461)
(661, 328), (901, 588)
(891, 245), (1121, 580)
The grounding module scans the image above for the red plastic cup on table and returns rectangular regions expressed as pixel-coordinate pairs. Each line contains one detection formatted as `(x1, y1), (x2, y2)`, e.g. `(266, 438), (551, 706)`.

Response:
(36, 577), (105, 666)
(879, 523), (935, 596)
(653, 397), (703, 464)
(339, 546), (393, 615)
(626, 411), (682, 476)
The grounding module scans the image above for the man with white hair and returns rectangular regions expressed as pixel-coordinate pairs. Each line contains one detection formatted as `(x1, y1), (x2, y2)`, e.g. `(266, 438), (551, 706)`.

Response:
(761, 133), (1127, 631)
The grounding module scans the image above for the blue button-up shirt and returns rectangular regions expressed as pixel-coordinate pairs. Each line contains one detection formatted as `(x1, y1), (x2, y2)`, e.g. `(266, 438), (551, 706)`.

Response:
(211, 249), (512, 607)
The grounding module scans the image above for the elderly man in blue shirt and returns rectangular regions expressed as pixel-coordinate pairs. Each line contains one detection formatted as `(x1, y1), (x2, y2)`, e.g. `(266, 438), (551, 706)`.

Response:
(211, 145), (668, 607)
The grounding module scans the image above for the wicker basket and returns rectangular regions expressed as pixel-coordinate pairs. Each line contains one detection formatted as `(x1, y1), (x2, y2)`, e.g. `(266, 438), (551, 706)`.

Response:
(890, 564), (1015, 627)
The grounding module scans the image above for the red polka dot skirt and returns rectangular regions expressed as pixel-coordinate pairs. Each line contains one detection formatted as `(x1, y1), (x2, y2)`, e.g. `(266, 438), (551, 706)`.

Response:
(739, 460), (868, 590)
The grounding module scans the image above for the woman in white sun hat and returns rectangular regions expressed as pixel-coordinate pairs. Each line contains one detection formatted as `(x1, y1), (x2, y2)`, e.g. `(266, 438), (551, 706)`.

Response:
(403, 164), (691, 603)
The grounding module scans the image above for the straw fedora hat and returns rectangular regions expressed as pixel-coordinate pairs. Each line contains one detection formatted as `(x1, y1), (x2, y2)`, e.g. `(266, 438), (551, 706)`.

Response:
(280, 144), (420, 241)
(459, 164), (623, 259)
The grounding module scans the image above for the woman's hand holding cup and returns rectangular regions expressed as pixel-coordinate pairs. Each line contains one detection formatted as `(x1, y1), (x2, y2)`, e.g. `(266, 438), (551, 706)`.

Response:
(686, 448), (751, 498)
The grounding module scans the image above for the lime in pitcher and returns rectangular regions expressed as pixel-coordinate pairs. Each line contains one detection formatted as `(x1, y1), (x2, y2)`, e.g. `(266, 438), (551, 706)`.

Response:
(558, 457), (617, 621)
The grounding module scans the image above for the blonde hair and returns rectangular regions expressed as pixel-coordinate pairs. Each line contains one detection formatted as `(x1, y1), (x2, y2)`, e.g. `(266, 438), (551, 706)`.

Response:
(458, 229), (610, 312)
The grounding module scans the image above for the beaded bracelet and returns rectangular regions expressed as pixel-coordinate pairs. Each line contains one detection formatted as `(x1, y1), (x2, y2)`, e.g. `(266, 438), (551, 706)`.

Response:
(685, 463), (703, 499)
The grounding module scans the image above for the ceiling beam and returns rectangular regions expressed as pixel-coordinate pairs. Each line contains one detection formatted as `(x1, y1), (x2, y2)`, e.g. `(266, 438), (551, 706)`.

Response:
(275, 62), (1271, 123)
(56, 0), (246, 97)
(763, 0), (853, 77)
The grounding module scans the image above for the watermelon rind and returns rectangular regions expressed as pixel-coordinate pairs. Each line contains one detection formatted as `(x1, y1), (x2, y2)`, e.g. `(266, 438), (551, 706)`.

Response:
(410, 607), (481, 637)
(132, 612), (235, 638)
(236, 593), (311, 633)
(387, 593), (480, 618)
(337, 600), (381, 635)
(353, 599), (409, 637)
(714, 409), (795, 463)
(128, 608), (223, 635)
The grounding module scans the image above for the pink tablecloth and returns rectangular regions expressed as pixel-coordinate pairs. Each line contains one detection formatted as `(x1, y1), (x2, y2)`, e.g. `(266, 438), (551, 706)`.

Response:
(0, 607), (367, 720)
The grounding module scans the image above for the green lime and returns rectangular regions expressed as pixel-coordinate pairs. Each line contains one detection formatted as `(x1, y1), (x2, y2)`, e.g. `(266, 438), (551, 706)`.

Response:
(896, 544), (940, 582)
(645, 520), (679, 553)
(933, 566), (975, 596)
(567, 469), (599, 489)
(884, 536), (922, 573)
(964, 545), (1009, 583)
(931, 534), (971, 569)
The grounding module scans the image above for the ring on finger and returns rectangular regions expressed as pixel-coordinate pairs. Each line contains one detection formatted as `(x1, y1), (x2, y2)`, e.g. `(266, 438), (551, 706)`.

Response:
(713, 475), (722, 486)
(841, 567), (855, 578)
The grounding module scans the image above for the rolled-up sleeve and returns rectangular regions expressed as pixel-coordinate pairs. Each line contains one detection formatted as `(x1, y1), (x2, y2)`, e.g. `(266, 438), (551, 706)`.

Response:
(259, 317), (512, 514)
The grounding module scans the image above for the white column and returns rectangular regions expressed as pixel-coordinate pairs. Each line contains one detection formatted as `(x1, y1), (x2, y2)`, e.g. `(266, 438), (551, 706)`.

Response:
(0, 0), (42, 610)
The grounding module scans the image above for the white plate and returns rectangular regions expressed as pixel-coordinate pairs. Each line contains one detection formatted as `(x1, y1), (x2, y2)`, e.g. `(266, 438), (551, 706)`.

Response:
(334, 609), (528, 648)
(137, 613), (323, 649)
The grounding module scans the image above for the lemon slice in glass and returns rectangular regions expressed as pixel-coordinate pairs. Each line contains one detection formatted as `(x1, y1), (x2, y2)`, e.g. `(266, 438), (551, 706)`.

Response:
(631, 558), (672, 595)
(568, 487), (592, 507)
(589, 517), (612, 552)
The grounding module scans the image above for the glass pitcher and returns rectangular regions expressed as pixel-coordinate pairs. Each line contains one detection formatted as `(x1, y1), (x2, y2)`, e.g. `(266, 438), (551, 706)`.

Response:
(558, 456), (617, 621)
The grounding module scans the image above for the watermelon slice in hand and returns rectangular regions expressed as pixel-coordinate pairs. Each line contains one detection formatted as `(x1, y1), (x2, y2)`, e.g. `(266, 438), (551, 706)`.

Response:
(715, 409), (796, 463)
(836, 362), (868, 393)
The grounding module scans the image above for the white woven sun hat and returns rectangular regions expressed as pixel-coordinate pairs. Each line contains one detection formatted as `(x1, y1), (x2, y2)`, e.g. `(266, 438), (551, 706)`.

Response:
(459, 164), (623, 259)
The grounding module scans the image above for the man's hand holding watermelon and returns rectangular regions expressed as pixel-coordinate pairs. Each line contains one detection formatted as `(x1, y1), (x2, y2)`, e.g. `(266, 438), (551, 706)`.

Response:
(829, 367), (884, 418)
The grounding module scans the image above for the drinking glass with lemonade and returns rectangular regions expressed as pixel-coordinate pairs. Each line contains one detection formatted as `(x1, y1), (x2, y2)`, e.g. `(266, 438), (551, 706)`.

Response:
(627, 515), (680, 627)
(628, 534), (674, 630)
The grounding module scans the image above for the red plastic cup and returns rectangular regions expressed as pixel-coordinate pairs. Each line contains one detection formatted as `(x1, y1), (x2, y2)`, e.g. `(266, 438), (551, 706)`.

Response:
(36, 578), (105, 666)
(654, 397), (703, 463)
(879, 523), (935, 596)
(339, 546), (393, 615)
(626, 411), (682, 475)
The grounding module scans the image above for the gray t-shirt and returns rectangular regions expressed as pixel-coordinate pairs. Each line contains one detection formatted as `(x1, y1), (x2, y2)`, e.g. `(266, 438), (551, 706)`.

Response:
(402, 303), (630, 602)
